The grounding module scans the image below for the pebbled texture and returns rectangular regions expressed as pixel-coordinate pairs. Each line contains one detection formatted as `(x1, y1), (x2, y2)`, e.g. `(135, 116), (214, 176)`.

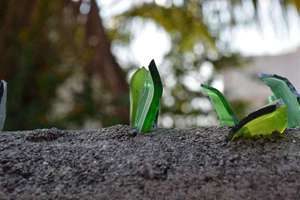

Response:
(1, 125), (300, 199)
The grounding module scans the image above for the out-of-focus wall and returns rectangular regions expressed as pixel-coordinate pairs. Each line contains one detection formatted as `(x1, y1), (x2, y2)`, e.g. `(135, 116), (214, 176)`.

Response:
(223, 48), (300, 108)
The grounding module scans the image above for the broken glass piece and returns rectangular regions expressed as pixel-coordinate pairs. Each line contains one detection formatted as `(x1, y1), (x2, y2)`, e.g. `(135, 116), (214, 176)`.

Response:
(130, 67), (149, 127)
(268, 95), (278, 104)
(129, 60), (163, 133)
(134, 68), (154, 132)
(259, 73), (300, 128)
(140, 60), (163, 132)
(229, 101), (287, 141)
(201, 84), (238, 127)
(0, 80), (7, 131)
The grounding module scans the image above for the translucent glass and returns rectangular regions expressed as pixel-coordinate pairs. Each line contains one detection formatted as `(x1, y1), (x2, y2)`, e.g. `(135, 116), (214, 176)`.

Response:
(201, 84), (238, 127)
(230, 102), (287, 140)
(0, 81), (7, 131)
(260, 73), (300, 128)
(129, 60), (163, 133)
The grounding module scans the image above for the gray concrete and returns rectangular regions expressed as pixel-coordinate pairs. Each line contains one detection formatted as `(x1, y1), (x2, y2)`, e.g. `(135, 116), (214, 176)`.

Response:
(1, 125), (300, 199)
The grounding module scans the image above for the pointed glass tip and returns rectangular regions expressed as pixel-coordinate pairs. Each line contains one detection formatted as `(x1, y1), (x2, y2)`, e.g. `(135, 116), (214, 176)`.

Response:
(201, 84), (238, 127)
(259, 73), (300, 98)
(258, 73), (272, 79)
(129, 60), (163, 133)
(259, 73), (300, 128)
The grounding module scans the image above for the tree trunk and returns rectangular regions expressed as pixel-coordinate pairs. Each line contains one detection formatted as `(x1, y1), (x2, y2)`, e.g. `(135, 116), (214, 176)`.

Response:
(0, 0), (129, 129)
(85, 0), (129, 123)
(0, 0), (38, 79)
(86, 0), (128, 94)
(63, 0), (129, 123)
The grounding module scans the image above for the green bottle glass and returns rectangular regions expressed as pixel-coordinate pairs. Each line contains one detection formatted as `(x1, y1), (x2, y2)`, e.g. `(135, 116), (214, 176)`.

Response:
(229, 101), (288, 141)
(268, 95), (278, 104)
(129, 60), (163, 133)
(259, 73), (300, 128)
(201, 84), (238, 127)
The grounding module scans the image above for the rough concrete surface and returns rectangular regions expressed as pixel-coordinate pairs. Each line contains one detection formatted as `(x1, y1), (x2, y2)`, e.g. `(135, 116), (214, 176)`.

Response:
(1, 125), (300, 200)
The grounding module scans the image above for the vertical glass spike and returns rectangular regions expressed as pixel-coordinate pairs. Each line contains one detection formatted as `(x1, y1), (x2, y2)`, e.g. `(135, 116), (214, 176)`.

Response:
(0, 81), (7, 131)
(129, 60), (163, 133)
(229, 101), (288, 141)
(134, 70), (154, 132)
(259, 73), (300, 128)
(130, 67), (150, 127)
(140, 60), (163, 132)
(201, 84), (238, 127)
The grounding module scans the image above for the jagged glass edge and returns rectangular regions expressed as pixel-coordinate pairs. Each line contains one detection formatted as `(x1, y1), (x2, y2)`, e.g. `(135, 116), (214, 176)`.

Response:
(229, 100), (285, 139)
(259, 73), (300, 104)
(0, 81), (7, 131)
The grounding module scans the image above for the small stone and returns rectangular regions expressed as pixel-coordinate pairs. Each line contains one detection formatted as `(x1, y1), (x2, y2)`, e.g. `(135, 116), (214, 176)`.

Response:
(128, 128), (138, 137)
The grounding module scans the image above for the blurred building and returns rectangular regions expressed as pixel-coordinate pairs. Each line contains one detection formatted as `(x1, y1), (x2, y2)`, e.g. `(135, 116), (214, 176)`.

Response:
(223, 47), (300, 108)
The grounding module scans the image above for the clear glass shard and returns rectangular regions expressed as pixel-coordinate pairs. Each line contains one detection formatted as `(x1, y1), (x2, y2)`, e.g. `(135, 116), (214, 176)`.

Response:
(0, 81), (7, 131)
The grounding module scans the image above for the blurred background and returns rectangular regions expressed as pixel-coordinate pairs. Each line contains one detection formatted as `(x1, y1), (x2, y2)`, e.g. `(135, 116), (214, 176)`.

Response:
(0, 0), (299, 130)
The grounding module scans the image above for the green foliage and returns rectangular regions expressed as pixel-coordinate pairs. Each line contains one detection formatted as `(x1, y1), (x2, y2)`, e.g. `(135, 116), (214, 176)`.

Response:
(0, 1), (70, 129)
(230, 100), (250, 120)
(112, 1), (254, 127)
(0, 0), (299, 130)
(120, 3), (216, 51)
(112, 0), (300, 127)
(0, 0), (104, 130)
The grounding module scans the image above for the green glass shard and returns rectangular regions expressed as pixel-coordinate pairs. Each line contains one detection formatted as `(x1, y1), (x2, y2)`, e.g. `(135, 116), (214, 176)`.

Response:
(259, 73), (300, 128)
(134, 70), (154, 132)
(268, 95), (278, 104)
(140, 60), (163, 132)
(201, 84), (238, 127)
(129, 60), (163, 133)
(229, 101), (288, 141)
(0, 80), (7, 131)
(129, 67), (149, 127)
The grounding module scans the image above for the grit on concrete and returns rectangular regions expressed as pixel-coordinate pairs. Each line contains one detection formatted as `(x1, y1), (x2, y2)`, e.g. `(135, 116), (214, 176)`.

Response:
(1, 125), (300, 200)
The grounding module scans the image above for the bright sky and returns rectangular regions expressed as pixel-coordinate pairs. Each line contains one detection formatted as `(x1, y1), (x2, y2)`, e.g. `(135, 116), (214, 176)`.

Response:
(97, 0), (300, 66)
(231, 1), (300, 56)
